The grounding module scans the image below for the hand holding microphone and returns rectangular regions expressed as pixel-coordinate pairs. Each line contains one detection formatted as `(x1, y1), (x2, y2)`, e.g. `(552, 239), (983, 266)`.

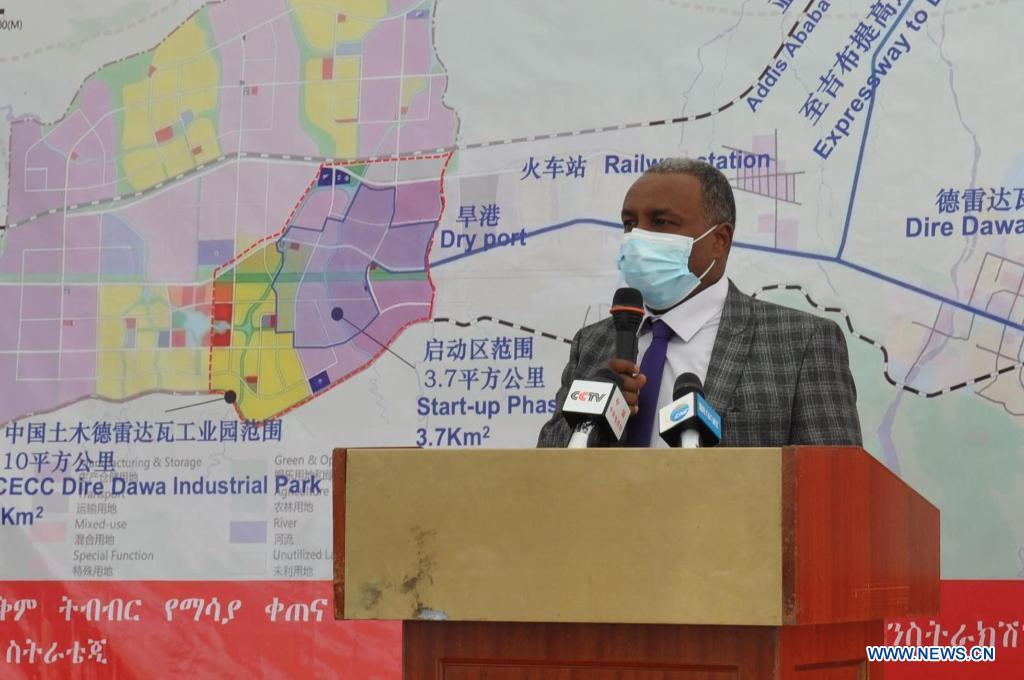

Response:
(559, 287), (645, 448)
(605, 287), (646, 416)
(558, 287), (727, 449)
(604, 358), (646, 416)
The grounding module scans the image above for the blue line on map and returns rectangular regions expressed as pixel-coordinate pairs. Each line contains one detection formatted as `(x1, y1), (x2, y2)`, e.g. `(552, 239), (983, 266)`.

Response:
(835, 0), (916, 260)
(727, 241), (834, 263)
(431, 216), (1024, 334)
(834, 258), (1024, 332)
(429, 218), (622, 266)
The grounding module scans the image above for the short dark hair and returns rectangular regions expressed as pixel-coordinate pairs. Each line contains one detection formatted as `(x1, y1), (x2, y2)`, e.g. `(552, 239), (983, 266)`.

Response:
(645, 157), (736, 227)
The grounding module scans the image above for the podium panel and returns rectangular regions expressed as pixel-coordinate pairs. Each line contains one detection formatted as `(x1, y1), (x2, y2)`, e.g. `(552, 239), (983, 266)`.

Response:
(341, 447), (784, 625)
(333, 446), (938, 679)
(401, 620), (883, 680)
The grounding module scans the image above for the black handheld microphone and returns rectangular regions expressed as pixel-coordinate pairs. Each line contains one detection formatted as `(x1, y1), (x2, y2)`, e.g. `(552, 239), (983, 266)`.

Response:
(658, 372), (722, 449)
(560, 288), (644, 449)
(610, 287), (644, 363)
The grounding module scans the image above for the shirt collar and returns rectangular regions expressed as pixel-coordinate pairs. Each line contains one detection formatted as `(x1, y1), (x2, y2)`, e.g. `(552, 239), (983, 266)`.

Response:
(643, 275), (729, 342)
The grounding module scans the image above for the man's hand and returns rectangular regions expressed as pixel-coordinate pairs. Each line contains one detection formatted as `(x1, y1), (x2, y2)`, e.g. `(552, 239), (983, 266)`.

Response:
(604, 358), (646, 415)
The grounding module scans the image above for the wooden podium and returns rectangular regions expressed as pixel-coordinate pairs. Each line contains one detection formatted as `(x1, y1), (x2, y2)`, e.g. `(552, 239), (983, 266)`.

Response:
(333, 447), (939, 679)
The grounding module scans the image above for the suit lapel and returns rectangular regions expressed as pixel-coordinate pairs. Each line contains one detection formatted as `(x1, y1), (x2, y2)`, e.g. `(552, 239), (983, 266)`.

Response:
(704, 280), (754, 414)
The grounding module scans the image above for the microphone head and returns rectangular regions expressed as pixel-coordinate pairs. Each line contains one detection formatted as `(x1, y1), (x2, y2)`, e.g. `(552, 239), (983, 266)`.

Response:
(612, 286), (643, 310)
(610, 287), (644, 331)
(672, 372), (704, 400)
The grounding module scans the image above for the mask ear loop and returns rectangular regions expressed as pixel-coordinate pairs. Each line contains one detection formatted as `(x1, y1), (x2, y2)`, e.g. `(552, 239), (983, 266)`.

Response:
(692, 224), (720, 280)
(692, 223), (720, 244)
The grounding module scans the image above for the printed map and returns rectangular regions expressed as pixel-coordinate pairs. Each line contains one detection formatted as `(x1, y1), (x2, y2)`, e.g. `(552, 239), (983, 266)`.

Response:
(1, 0), (1023, 580)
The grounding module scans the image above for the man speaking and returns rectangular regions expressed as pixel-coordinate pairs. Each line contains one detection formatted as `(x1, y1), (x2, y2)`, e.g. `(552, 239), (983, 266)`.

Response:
(537, 157), (862, 448)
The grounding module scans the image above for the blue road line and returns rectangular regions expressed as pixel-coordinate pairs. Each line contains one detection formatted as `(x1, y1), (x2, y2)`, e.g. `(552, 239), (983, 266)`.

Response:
(836, 0), (917, 259)
(728, 241), (835, 263)
(834, 258), (1024, 332)
(431, 216), (1024, 334)
(429, 218), (622, 267)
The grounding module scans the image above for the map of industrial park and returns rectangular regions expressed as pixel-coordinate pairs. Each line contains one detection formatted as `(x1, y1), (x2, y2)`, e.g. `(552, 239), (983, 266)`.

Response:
(1, 0), (454, 422)
(2, 0), (1023, 580)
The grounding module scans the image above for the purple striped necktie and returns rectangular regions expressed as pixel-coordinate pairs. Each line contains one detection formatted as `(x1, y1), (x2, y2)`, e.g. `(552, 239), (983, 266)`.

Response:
(625, 319), (674, 447)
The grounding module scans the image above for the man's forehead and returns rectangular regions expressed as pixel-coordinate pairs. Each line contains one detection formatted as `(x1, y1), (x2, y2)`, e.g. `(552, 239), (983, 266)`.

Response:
(622, 173), (702, 210)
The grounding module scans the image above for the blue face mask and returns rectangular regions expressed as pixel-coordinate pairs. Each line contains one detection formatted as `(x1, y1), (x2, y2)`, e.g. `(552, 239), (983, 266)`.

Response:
(616, 226), (718, 310)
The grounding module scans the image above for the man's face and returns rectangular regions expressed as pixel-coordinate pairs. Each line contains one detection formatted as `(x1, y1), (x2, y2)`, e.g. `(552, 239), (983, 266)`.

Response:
(620, 172), (732, 293)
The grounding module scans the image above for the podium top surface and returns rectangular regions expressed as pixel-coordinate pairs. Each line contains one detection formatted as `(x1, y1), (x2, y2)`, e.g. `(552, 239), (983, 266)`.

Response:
(334, 446), (938, 627)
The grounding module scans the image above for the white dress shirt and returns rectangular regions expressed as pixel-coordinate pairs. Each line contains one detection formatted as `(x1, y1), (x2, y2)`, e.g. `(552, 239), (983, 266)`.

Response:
(635, 275), (729, 448)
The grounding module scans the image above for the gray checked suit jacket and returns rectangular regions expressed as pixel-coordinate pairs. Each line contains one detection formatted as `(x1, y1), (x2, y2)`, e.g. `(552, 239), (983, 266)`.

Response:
(536, 280), (863, 448)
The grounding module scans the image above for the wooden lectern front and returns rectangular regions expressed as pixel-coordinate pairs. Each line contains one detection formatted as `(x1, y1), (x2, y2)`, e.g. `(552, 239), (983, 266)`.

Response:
(333, 447), (939, 679)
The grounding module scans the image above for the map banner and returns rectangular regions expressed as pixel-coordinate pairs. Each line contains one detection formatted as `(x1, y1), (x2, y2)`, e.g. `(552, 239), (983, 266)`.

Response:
(2, 0), (1023, 676)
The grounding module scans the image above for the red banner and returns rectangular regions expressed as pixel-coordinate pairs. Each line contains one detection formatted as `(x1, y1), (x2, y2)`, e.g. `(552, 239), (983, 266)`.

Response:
(0, 581), (399, 678)
(2, 580), (1021, 678)
(885, 581), (1024, 678)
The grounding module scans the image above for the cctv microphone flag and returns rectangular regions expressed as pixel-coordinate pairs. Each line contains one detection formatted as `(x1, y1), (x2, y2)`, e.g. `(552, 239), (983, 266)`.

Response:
(561, 378), (631, 442)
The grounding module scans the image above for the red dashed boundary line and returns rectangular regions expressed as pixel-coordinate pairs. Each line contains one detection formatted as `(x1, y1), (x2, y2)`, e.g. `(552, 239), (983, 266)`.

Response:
(206, 151), (453, 421)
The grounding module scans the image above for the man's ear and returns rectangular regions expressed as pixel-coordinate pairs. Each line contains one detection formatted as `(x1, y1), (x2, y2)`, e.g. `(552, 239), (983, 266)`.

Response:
(713, 223), (734, 257)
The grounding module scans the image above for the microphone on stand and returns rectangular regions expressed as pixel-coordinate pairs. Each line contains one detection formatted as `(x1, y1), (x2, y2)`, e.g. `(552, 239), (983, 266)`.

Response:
(563, 368), (631, 449)
(658, 373), (722, 449)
